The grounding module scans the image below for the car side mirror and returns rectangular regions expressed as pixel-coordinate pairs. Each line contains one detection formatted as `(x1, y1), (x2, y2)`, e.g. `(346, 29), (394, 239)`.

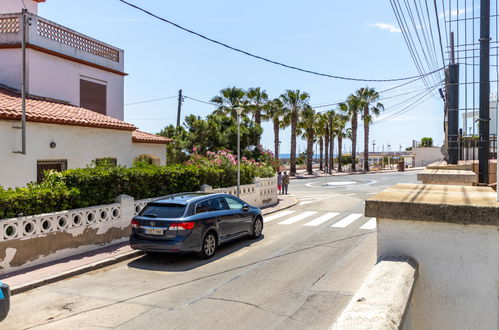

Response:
(241, 204), (249, 212)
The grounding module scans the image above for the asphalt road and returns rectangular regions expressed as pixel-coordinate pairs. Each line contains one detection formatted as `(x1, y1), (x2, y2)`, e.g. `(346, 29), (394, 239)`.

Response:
(3, 171), (418, 330)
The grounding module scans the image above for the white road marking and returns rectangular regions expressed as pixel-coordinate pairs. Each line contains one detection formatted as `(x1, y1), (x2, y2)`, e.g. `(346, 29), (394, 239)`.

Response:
(360, 218), (377, 230)
(325, 181), (356, 186)
(298, 201), (315, 206)
(367, 192), (377, 195)
(264, 210), (295, 223)
(279, 211), (317, 225)
(331, 213), (363, 228)
(346, 193), (357, 196)
(303, 212), (339, 226)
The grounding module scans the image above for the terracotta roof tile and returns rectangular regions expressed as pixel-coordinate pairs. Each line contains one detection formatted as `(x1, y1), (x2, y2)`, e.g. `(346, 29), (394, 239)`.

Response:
(0, 86), (136, 131)
(132, 130), (171, 144)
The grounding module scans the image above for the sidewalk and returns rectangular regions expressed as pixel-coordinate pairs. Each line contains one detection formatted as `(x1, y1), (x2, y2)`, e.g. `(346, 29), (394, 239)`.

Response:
(1, 195), (298, 295)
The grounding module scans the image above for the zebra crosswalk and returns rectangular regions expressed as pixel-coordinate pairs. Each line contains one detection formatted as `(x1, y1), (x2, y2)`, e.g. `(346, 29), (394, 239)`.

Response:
(264, 210), (377, 230)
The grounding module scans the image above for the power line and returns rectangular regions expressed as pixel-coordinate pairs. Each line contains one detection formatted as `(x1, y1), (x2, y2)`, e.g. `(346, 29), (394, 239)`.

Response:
(118, 0), (443, 82)
(125, 95), (177, 106)
(183, 95), (218, 106)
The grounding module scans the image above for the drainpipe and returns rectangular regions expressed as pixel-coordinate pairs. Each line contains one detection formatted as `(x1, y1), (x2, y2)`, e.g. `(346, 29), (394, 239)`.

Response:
(21, 9), (28, 154)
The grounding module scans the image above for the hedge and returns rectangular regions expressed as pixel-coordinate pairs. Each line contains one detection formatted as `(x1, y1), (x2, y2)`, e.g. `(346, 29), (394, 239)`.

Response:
(0, 163), (273, 219)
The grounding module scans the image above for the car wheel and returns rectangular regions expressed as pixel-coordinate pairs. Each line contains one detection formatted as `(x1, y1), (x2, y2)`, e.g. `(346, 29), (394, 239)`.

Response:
(250, 217), (263, 239)
(197, 232), (217, 259)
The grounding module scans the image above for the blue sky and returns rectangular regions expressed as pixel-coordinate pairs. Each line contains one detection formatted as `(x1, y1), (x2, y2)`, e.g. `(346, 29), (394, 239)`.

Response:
(39, 0), (445, 154)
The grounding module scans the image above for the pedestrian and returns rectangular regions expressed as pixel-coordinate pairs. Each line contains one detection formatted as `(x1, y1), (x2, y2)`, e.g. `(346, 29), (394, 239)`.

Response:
(282, 171), (289, 194)
(277, 172), (283, 194)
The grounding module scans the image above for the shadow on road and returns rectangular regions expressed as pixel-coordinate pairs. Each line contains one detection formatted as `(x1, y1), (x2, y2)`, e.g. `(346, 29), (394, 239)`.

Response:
(127, 235), (265, 272)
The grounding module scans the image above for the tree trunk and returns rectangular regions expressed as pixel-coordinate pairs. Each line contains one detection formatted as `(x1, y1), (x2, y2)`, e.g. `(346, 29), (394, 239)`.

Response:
(290, 112), (297, 176)
(307, 133), (314, 175)
(319, 137), (324, 171)
(255, 110), (261, 126)
(324, 131), (329, 174)
(351, 112), (357, 171)
(330, 135), (335, 173)
(330, 132), (334, 173)
(338, 135), (343, 172)
(364, 107), (369, 171)
(273, 119), (280, 160)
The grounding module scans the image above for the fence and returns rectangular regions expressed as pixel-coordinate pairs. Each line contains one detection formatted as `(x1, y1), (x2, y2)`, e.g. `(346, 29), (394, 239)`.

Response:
(0, 177), (277, 274)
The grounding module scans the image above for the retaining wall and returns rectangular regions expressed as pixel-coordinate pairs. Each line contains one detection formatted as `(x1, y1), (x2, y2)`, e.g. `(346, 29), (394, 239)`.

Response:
(0, 177), (277, 274)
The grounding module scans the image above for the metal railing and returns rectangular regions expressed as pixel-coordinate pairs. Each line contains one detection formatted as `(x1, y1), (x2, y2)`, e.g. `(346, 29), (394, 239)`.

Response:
(457, 134), (497, 161)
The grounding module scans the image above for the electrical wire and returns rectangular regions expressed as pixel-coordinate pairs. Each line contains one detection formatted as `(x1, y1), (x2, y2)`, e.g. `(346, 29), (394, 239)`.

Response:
(183, 95), (218, 106)
(125, 95), (177, 106)
(118, 0), (443, 82)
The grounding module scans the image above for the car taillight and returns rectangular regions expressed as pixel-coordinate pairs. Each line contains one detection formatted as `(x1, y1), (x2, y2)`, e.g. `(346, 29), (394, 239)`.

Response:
(169, 222), (195, 230)
(131, 219), (140, 228)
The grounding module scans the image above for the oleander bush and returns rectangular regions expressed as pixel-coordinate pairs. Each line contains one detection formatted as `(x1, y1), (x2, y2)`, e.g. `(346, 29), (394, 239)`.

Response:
(0, 157), (275, 219)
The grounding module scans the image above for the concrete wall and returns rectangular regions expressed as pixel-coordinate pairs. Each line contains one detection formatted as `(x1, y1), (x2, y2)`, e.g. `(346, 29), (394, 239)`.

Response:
(0, 120), (166, 188)
(412, 147), (443, 167)
(378, 219), (498, 329)
(1, 0), (39, 14)
(0, 178), (278, 274)
(0, 48), (124, 120)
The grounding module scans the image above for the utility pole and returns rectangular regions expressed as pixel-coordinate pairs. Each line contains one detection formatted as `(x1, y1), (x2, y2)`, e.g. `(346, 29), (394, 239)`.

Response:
(448, 32), (459, 164)
(479, 0), (491, 184)
(176, 89), (183, 128)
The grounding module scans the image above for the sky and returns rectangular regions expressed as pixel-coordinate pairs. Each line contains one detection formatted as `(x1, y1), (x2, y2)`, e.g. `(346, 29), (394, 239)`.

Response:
(39, 0), (445, 154)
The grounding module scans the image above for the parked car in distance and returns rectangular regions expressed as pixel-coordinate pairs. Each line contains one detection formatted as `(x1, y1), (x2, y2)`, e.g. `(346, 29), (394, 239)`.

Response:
(0, 282), (10, 322)
(130, 193), (263, 259)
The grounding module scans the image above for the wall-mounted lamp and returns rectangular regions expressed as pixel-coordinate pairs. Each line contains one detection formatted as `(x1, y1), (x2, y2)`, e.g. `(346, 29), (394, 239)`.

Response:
(49, 141), (56, 149)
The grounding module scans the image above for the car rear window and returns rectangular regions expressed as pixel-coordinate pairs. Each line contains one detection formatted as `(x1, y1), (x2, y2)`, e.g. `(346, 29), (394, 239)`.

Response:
(139, 203), (186, 218)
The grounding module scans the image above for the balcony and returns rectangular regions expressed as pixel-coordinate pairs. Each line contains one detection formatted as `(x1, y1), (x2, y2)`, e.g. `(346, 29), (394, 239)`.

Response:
(0, 12), (124, 74)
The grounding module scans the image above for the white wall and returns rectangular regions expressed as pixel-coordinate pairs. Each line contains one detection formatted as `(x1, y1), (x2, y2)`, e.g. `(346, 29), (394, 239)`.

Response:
(0, 120), (166, 188)
(412, 147), (443, 167)
(378, 218), (498, 330)
(0, 0), (38, 14)
(0, 49), (124, 120)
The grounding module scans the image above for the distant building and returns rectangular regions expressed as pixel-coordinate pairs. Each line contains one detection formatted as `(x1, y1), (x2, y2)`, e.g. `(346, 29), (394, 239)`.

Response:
(0, 0), (170, 188)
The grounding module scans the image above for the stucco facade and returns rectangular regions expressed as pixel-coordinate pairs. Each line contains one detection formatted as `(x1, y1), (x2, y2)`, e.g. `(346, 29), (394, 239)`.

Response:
(0, 48), (125, 120)
(0, 120), (166, 188)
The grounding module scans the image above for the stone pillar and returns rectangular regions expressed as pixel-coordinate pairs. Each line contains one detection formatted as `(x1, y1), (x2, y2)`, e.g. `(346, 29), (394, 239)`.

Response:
(366, 184), (498, 329)
(114, 194), (134, 225)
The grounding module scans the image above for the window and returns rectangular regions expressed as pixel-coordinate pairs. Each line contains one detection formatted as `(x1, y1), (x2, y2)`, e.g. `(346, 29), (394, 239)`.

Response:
(139, 203), (186, 218)
(80, 79), (107, 115)
(224, 197), (244, 210)
(37, 160), (67, 182)
(95, 158), (117, 166)
(196, 198), (228, 214)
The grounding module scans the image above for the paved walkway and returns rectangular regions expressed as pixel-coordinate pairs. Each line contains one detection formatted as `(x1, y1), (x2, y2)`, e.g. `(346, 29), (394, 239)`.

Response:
(1, 195), (298, 294)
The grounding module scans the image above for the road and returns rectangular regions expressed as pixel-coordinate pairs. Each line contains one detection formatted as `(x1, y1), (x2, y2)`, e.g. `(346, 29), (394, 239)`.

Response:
(3, 171), (418, 330)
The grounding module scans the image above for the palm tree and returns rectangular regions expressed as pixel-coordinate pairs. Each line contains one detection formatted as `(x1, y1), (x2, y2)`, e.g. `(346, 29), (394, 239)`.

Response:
(211, 87), (248, 119)
(356, 87), (384, 171)
(262, 98), (285, 160)
(324, 110), (337, 174)
(297, 105), (318, 175)
(332, 113), (349, 172)
(246, 87), (268, 126)
(339, 94), (362, 171)
(315, 114), (328, 172)
(281, 89), (310, 176)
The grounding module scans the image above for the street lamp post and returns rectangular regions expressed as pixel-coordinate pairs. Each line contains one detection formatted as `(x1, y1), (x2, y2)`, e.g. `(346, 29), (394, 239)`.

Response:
(235, 107), (244, 197)
(372, 140), (376, 153)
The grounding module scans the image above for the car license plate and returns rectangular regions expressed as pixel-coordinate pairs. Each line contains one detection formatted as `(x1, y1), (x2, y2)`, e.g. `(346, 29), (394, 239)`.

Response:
(144, 228), (163, 235)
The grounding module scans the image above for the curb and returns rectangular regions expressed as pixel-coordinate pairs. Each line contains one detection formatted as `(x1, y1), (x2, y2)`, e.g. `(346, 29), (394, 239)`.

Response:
(11, 196), (299, 295)
(262, 197), (298, 216)
(10, 198), (297, 295)
(11, 250), (145, 295)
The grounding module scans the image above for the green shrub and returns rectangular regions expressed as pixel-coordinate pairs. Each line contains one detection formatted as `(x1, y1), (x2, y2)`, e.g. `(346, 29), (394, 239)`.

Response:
(0, 160), (275, 219)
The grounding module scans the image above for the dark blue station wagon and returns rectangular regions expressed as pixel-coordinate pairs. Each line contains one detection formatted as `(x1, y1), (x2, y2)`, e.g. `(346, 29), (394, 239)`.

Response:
(129, 193), (263, 259)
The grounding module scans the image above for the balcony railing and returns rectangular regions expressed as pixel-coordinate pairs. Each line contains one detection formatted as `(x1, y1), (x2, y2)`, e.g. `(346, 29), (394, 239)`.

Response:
(0, 13), (123, 70)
